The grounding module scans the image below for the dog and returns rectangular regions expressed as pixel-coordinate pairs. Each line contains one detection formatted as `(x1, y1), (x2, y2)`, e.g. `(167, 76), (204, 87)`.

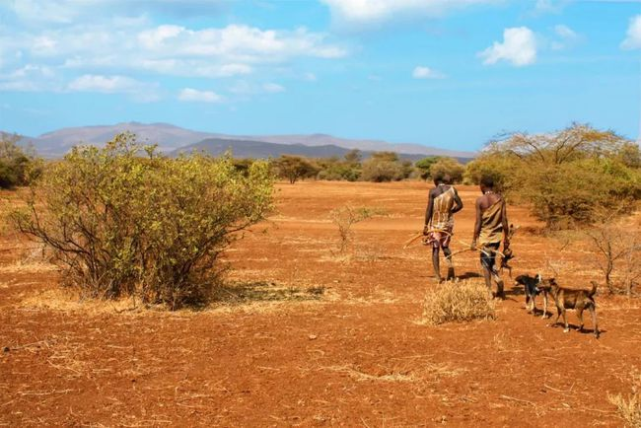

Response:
(538, 279), (600, 339)
(515, 274), (549, 318)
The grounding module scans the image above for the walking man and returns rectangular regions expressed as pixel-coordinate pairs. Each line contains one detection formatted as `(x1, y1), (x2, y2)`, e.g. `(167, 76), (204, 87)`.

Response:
(471, 175), (510, 298)
(423, 172), (463, 282)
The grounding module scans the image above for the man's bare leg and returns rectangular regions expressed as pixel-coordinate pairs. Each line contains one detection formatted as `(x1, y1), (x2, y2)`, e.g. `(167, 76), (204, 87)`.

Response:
(432, 247), (443, 282)
(481, 264), (493, 297)
(493, 270), (505, 299)
(443, 247), (455, 281)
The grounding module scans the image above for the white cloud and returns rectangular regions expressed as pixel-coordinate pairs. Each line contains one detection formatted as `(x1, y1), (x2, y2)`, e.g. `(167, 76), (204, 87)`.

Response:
(479, 27), (537, 67)
(303, 72), (317, 82)
(412, 66), (445, 79)
(551, 24), (580, 50)
(263, 83), (285, 93)
(178, 88), (223, 103)
(622, 15), (641, 50)
(67, 74), (159, 101)
(320, 0), (500, 26)
(229, 80), (286, 95)
(532, 0), (568, 15)
(136, 24), (347, 62)
(0, 64), (59, 91)
(0, 18), (346, 94)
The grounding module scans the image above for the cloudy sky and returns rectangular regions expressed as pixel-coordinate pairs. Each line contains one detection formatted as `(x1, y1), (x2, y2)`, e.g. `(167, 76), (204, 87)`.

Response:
(0, 0), (639, 150)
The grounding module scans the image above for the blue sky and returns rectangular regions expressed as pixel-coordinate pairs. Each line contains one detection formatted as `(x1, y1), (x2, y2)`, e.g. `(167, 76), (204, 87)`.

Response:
(0, 0), (639, 151)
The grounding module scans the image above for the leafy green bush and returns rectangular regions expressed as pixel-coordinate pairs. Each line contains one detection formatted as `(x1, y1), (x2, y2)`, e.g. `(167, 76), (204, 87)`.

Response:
(316, 154), (361, 181)
(9, 133), (274, 308)
(360, 152), (412, 182)
(464, 154), (520, 194)
(415, 156), (441, 180)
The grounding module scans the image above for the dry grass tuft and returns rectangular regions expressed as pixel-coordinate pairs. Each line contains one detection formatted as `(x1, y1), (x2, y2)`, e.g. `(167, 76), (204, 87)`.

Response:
(420, 280), (496, 326)
(609, 370), (641, 427)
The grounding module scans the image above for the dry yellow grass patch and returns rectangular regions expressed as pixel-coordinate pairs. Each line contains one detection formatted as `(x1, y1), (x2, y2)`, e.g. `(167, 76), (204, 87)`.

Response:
(420, 280), (496, 326)
(609, 370), (641, 427)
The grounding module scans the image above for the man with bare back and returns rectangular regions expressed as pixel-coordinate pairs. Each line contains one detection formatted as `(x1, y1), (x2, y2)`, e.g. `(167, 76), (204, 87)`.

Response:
(472, 175), (510, 299)
(423, 172), (464, 282)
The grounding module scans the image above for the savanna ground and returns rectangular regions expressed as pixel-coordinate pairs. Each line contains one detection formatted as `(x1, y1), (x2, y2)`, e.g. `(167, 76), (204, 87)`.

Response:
(1, 181), (639, 427)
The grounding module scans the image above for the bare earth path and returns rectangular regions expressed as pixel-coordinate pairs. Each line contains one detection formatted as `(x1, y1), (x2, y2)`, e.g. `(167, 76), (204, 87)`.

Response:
(1, 181), (639, 426)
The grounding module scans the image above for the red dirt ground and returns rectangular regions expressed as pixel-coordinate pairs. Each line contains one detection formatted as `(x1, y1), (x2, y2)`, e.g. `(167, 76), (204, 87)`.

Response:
(1, 181), (639, 427)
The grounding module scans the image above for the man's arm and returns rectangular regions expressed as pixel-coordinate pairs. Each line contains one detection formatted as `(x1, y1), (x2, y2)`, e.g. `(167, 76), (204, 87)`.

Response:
(501, 198), (510, 249)
(424, 191), (434, 235)
(452, 188), (464, 214)
(472, 197), (483, 249)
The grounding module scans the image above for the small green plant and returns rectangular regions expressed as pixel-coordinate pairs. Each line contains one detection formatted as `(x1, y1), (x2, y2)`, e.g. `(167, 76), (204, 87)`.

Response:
(9, 133), (274, 309)
(421, 280), (496, 326)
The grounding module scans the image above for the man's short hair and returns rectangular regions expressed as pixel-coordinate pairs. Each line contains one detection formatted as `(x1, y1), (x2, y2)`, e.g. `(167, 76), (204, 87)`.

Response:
(443, 174), (453, 185)
(433, 170), (446, 184)
(480, 175), (495, 188)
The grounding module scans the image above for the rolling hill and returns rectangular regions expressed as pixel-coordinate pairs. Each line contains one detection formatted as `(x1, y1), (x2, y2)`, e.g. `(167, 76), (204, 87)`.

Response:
(171, 138), (456, 162)
(9, 122), (476, 160)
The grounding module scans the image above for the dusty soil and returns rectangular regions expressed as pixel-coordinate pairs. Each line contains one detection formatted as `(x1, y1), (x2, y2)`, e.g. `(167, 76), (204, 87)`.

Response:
(1, 181), (639, 427)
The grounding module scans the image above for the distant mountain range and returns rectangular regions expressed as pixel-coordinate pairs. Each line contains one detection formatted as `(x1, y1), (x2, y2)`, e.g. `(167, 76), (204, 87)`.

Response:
(10, 122), (476, 161)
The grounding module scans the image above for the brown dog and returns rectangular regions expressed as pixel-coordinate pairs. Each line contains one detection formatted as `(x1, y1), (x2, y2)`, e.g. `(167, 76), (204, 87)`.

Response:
(538, 279), (600, 338)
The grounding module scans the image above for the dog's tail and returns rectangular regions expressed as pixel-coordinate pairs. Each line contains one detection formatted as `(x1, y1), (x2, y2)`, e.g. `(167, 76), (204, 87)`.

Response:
(588, 281), (598, 297)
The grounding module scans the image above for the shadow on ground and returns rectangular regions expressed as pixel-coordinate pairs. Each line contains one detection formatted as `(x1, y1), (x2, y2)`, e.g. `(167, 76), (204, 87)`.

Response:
(213, 281), (325, 305)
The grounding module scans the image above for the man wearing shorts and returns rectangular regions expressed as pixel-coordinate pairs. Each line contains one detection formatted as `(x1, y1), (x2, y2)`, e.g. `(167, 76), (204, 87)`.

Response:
(423, 172), (464, 282)
(471, 175), (510, 299)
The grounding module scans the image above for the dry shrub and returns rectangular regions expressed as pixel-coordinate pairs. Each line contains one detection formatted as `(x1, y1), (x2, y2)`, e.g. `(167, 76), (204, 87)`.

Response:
(421, 280), (496, 326)
(329, 205), (381, 253)
(609, 370), (641, 427)
(586, 220), (641, 296)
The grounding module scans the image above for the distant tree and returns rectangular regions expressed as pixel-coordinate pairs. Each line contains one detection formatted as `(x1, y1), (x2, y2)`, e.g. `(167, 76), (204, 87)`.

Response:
(0, 132), (42, 189)
(370, 151), (400, 162)
(232, 158), (254, 177)
(316, 156), (361, 181)
(344, 149), (362, 164)
(429, 158), (465, 183)
(272, 155), (319, 184)
(415, 156), (441, 180)
(360, 152), (410, 182)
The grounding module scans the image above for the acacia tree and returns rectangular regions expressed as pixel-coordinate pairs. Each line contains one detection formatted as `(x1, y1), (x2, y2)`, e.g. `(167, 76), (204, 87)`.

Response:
(487, 123), (626, 165)
(272, 155), (319, 184)
(481, 124), (639, 228)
